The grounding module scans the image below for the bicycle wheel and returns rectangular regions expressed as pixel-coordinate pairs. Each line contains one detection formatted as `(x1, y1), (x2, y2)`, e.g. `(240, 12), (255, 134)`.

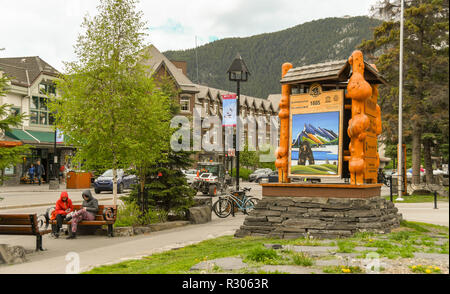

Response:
(213, 197), (233, 218)
(243, 198), (257, 215)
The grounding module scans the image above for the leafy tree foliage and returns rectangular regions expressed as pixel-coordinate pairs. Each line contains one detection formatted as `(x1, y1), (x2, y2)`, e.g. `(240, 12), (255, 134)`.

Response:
(0, 74), (30, 186)
(48, 0), (172, 203)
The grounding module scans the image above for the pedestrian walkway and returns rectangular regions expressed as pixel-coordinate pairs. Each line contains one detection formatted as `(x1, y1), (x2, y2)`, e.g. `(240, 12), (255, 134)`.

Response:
(0, 215), (246, 274)
(0, 187), (115, 211)
(0, 183), (86, 193)
(395, 202), (449, 226)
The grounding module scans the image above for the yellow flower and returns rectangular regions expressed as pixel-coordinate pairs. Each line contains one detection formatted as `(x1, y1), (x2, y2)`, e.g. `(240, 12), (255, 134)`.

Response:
(428, 265), (433, 268)
(369, 239), (373, 242)
(425, 269), (431, 274)
(412, 266), (417, 269)
(434, 267), (440, 271)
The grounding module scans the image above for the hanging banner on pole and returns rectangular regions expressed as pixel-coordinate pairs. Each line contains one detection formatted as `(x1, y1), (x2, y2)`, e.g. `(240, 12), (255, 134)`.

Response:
(56, 129), (64, 144)
(222, 94), (237, 127)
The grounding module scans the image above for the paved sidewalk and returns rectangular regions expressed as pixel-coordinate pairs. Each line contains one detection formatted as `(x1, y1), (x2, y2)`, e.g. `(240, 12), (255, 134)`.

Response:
(0, 183), (87, 193)
(0, 191), (115, 210)
(395, 202), (449, 226)
(0, 215), (246, 274)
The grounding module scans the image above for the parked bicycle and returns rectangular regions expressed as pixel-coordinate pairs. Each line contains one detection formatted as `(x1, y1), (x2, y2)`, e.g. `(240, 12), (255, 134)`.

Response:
(213, 187), (258, 218)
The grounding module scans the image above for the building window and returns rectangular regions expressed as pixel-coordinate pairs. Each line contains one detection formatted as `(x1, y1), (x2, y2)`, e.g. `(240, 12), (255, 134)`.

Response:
(4, 165), (15, 175)
(11, 107), (21, 116)
(180, 96), (190, 112)
(39, 83), (56, 95)
(30, 96), (52, 125)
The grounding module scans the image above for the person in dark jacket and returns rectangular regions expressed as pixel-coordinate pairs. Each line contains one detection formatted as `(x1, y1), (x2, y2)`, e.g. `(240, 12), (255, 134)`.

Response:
(35, 160), (45, 185)
(67, 190), (98, 239)
(50, 191), (73, 238)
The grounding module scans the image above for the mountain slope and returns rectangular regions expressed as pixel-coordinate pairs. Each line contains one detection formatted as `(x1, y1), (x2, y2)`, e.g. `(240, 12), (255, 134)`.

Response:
(163, 16), (381, 98)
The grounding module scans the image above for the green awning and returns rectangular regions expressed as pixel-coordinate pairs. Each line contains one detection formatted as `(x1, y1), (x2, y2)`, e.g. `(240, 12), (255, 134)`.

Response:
(5, 129), (37, 142)
(5, 129), (55, 143)
(27, 130), (55, 143)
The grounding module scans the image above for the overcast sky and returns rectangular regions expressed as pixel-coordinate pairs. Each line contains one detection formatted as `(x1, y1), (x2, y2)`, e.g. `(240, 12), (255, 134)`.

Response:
(0, 0), (378, 72)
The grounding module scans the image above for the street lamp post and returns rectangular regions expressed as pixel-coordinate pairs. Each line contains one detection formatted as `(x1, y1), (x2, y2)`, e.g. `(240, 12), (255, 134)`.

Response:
(397, 0), (405, 201)
(227, 53), (250, 192)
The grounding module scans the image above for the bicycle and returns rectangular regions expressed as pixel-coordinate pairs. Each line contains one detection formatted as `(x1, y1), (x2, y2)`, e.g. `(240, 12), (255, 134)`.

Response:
(212, 187), (258, 218)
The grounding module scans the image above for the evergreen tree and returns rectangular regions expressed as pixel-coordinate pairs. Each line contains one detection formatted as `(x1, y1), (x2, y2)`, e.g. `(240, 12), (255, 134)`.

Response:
(359, 0), (449, 184)
(128, 76), (196, 218)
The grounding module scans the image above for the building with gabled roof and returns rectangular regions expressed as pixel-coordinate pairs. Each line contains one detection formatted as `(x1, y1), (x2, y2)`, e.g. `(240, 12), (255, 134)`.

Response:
(0, 56), (74, 185)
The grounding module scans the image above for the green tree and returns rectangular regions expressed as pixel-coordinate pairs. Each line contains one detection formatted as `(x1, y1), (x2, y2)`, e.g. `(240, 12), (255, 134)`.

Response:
(49, 0), (171, 204)
(359, 0), (449, 184)
(0, 74), (30, 186)
(240, 143), (258, 170)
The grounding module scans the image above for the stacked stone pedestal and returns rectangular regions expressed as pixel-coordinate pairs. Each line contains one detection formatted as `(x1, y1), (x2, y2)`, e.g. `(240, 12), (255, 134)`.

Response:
(235, 196), (402, 239)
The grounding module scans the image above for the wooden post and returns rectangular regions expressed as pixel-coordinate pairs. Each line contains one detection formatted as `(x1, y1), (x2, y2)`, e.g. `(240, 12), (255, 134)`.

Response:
(275, 63), (293, 183)
(346, 51), (372, 185)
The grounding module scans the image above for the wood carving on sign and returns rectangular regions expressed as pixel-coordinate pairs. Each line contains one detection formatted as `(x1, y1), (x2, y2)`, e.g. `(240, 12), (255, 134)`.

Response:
(347, 50), (372, 185)
(276, 62), (293, 183)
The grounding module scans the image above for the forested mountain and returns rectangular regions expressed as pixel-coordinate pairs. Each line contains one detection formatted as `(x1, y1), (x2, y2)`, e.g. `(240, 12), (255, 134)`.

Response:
(164, 16), (381, 98)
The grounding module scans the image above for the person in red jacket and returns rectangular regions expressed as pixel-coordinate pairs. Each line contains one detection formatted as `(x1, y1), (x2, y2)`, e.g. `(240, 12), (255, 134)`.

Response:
(50, 191), (73, 238)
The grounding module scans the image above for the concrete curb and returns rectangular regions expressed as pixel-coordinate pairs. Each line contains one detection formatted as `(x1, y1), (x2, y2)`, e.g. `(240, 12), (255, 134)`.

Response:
(0, 197), (114, 210)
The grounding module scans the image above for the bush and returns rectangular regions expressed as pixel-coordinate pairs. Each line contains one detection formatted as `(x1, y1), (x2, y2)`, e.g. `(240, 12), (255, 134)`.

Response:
(246, 247), (279, 263)
(114, 202), (160, 227)
(291, 252), (314, 266)
(231, 168), (253, 181)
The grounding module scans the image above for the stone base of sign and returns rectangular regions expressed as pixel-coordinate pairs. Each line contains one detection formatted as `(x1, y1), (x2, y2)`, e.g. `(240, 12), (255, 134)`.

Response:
(260, 183), (382, 198)
(234, 193), (402, 239)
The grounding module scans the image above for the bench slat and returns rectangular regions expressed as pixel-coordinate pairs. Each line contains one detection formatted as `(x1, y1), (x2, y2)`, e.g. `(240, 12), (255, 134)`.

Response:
(0, 218), (33, 226)
(0, 226), (34, 235)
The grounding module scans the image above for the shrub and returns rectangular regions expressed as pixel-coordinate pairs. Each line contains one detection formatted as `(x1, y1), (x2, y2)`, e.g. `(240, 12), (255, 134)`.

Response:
(231, 168), (253, 181)
(114, 202), (141, 227)
(114, 202), (162, 227)
(246, 247), (279, 263)
(292, 252), (314, 266)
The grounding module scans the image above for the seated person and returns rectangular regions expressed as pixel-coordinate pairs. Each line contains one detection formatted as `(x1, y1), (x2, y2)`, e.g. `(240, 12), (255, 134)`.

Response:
(67, 190), (98, 239)
(50, 191), (73, 238)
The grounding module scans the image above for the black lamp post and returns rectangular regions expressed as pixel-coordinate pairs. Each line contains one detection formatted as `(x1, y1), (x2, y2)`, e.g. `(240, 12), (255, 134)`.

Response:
(227, 53), (250, 192)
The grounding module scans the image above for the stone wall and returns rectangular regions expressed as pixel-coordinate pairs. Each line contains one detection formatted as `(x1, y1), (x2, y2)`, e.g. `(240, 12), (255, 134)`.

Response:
(235, 196), (402, 239)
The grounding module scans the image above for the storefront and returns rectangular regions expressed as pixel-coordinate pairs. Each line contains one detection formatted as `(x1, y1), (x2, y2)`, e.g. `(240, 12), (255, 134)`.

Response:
(2, 128), (75, 185)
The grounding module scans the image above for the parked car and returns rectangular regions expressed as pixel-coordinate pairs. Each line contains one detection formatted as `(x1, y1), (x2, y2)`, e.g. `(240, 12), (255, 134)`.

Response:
(182, 169), (197, 184)
(258, 171), (279, 183)
(94, 169), (137, 194)
(249, 168), (273, 183)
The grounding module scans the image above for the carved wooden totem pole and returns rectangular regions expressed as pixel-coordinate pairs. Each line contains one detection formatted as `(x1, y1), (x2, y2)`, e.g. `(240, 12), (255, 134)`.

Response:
(347, 50), (376, 185)
(275, 62), (293, 183)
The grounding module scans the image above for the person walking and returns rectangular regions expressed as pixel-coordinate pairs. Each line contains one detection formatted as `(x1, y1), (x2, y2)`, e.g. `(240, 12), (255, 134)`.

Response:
(50, 191), (73, 238)
(67, 190), (98, 239)
(35, 160), (45, 186)
(28, 164), (35, 184)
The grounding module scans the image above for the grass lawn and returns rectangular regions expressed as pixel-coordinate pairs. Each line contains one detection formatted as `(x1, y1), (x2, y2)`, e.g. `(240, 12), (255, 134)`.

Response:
(383, 194), (449, 203)
(84, 220), (448, 274)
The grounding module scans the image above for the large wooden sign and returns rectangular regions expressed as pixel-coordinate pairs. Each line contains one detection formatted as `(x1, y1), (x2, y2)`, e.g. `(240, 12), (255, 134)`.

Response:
(288, 84), (344, 178)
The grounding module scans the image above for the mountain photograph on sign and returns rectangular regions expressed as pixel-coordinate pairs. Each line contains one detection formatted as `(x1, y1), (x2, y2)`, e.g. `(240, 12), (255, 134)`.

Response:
(291, 112), (340, 175)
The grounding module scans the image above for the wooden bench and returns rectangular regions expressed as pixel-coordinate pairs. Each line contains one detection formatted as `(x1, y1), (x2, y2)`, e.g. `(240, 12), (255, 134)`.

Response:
(48, 205), (117, 237)
(0, 214), (52, 251)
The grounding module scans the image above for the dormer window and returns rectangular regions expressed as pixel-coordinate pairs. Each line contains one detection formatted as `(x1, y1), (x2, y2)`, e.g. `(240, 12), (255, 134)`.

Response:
(180, 96), (190, 113)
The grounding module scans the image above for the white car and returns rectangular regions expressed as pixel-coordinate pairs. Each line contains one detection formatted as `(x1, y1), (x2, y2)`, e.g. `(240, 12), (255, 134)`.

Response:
(182, 169), (198, 184)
